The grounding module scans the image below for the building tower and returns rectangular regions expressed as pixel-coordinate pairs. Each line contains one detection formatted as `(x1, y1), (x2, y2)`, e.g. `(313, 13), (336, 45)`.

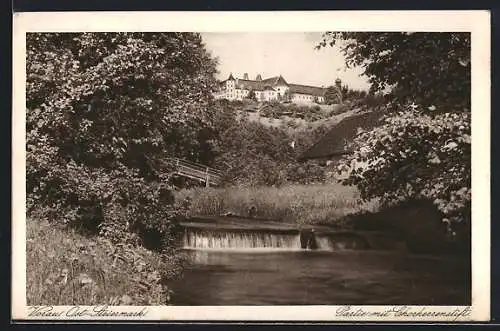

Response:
(243, 73), (249, 80)
(255, 74), (262, 81)
(335, 78), (342, 90)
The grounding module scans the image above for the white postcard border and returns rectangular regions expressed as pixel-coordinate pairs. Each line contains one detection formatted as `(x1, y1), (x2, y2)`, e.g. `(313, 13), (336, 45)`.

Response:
(12, 10), (491, 322)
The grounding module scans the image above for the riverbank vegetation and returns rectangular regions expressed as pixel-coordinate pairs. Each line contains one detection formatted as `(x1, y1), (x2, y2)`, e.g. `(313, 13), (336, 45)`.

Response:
(175, 183), (379, 226)
(27, 218), (181, 305)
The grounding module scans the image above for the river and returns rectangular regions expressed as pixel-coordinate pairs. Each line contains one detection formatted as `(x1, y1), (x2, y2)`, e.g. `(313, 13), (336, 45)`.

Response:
(169, 248), (470, 306)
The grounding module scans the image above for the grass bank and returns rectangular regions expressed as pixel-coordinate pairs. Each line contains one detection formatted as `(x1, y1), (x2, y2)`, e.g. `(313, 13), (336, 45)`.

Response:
(174, 184), (469, 256)
(27, 218), (182, 306)
(175, 182), (379, 227)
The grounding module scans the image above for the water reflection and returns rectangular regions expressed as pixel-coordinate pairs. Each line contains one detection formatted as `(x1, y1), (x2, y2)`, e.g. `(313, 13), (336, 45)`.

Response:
(170, 249), (470, 306)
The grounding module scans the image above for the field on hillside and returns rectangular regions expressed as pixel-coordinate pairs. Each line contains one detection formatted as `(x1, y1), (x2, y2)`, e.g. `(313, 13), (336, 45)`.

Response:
(233, 99), (369, 132)
(244, 106), (363, 130)
(175, 183), (379, 227)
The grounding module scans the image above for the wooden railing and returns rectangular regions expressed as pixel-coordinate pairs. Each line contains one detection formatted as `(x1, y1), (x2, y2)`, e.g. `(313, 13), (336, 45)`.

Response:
(167, 157), (223, 187)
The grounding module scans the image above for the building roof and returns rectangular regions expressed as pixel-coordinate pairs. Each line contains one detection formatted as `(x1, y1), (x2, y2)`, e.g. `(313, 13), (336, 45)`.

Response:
(289, 84), (326, 97)
(298, 111), (384, 160)
(235, 79), (268, 91)
(261, 75), (288, 86)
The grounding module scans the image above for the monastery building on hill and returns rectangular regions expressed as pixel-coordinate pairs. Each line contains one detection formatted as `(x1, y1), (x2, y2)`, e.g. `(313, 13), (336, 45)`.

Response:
(214, 73), (342, 104)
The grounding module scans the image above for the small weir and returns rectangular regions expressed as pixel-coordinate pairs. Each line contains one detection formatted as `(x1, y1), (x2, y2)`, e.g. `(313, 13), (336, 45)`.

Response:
(176, 216), (385, 252)
(183, 229), (302, 250)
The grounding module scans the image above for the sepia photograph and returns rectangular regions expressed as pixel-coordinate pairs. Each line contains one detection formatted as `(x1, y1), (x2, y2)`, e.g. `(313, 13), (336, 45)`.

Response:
(12, 11), (490, 321)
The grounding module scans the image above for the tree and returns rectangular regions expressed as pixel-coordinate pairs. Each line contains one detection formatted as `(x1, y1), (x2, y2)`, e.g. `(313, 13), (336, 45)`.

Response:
(338, 106), (470, 221)
(213, 118), (294, 186)
(318, 32), (470, 110)
(341, 85), (349, 99)
(208, 102), (327, 186)
(318, 32), (471, 236)
(26, 33), (219, 244)
(324, 85), (342, 104)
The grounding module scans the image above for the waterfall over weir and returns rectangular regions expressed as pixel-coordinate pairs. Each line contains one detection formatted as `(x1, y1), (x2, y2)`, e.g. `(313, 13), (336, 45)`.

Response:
(177, 216), (397, 252)
(182, 229), (302, 250)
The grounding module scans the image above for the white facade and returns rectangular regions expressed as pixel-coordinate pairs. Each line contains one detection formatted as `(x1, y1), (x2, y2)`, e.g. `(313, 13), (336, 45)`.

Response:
(214, 74), (335, 104)
(264, 89), (278, 101)
(292, 93), (314, 104)
(274, 84), (289, 98)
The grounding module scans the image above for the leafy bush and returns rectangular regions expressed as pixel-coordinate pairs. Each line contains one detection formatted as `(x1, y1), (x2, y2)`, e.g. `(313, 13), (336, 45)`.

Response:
(26, 32), (219, 303)
(27, 32), (218, 239)
(319, 32), (471, 241)
(338, 105), (471, 227)
(213, 120), (292, 186)
(209, 106), (332, 186)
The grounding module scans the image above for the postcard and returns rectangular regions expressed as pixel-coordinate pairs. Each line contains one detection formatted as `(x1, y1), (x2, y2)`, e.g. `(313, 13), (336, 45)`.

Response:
(12, 10), (490, 322)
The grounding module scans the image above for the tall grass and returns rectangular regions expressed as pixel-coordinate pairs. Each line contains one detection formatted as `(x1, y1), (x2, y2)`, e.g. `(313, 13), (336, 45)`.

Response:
(175, 182), (379, 227)
(26, 219), (179, 306)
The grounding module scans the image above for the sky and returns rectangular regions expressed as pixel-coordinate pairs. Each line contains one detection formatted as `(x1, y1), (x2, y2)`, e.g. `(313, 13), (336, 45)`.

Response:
(201, 32), (371, 91)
